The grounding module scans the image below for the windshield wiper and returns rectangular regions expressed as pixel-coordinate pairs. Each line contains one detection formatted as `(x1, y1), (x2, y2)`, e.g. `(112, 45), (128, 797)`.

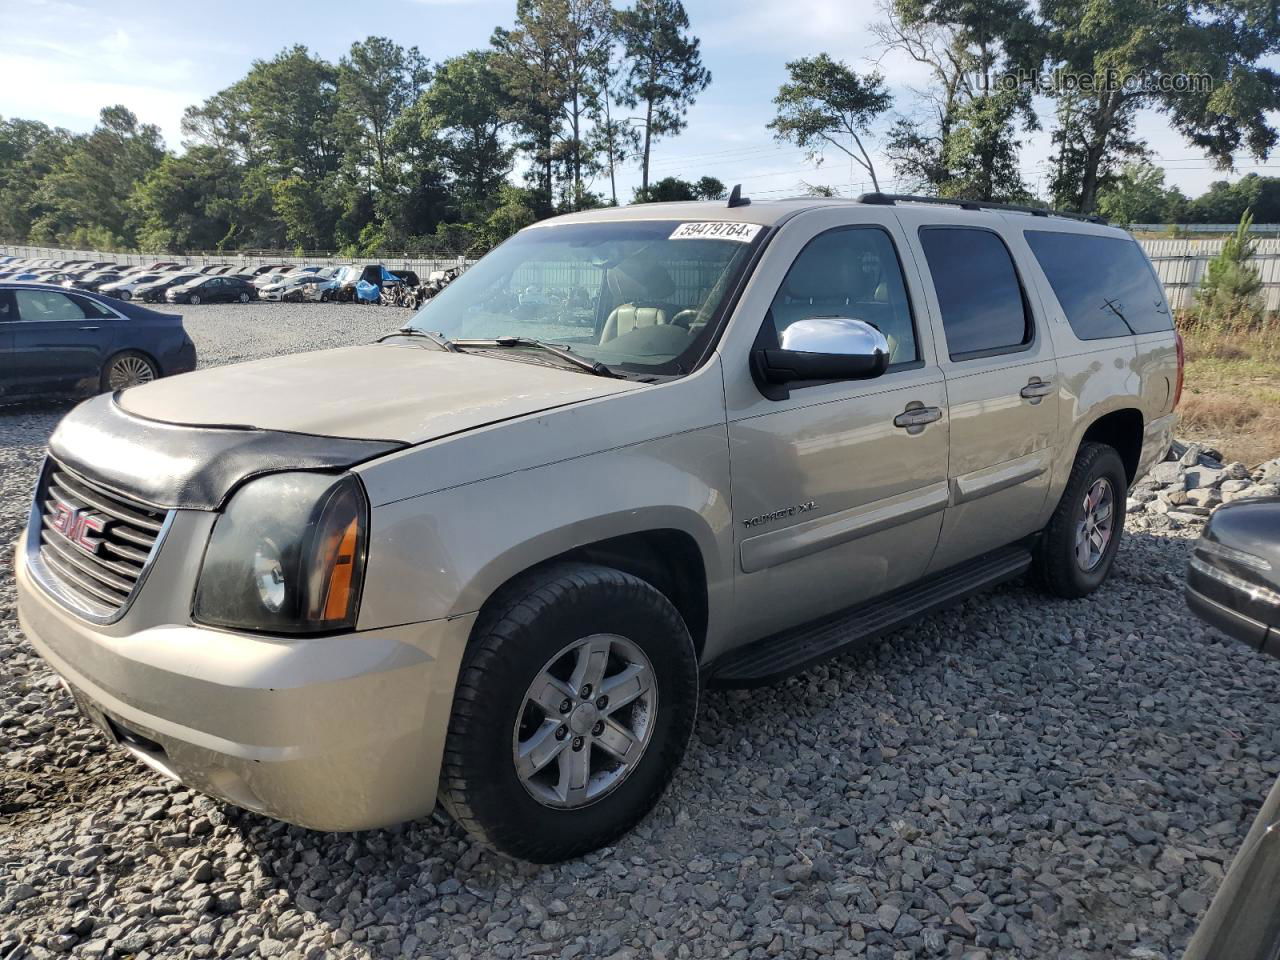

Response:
(379, 327), (460, 352)
(452, 336), (617, 377)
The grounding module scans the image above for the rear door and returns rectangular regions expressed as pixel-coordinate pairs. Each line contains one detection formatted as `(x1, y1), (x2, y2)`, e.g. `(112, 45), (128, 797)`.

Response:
(895, 209), (1061, 573)
(9, 288), (118, 396)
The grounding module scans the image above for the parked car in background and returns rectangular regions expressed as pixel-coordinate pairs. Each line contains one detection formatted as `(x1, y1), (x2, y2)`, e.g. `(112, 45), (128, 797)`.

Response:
(1184, 498), (1280, 960)
(0, 282), (196, 398)
(165, 275), (257, 305)
(258, 273), (334, 302)
(133, 273), (202, 303)
(247, 263), (293, 277)
(99, 273), (167, 301)
(64, 272), (125, 292)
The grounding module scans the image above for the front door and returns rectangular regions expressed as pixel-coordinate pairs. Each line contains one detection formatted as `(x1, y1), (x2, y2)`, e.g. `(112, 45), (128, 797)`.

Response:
(896, 211), (1061, 573)
(723, 213), (950, 644)
(9, 288), (116, 396)
(0, 291), (15, 397)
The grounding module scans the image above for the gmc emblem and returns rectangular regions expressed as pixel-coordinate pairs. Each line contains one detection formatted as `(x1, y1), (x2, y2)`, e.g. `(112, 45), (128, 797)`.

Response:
(49, 503), (107, 554)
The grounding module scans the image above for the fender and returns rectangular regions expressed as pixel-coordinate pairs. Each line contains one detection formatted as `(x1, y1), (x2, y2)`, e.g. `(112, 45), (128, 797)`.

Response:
(355, 424), (735, 644)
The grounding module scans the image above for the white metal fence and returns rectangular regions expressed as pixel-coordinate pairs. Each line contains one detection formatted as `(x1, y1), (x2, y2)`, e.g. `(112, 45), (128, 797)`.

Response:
(0, 244), (473, 277)
(1143, 238), (1280, 313)
(4, 238), (1280, 314)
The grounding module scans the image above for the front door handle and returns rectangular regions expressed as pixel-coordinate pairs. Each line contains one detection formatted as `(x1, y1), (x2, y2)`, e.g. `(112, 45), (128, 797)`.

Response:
(79, 325), (100, 331)
(893, 403), (943, 434)
(1020, 378), (1054, 401)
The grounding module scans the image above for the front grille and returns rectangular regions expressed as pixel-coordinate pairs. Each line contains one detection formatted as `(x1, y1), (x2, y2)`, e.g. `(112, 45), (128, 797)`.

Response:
(33, 460), (170, 620)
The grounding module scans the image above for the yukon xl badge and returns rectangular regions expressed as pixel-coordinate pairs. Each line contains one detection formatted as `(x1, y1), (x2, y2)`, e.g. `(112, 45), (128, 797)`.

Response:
(742, 501), (817, 529)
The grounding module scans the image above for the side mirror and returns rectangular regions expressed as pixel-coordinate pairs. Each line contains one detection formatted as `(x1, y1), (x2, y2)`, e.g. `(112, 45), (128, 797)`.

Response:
(755, 317), (891, 385)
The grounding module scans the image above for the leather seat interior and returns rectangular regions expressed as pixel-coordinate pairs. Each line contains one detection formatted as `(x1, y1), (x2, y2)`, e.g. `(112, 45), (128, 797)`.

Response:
(601, 261), (678, 343)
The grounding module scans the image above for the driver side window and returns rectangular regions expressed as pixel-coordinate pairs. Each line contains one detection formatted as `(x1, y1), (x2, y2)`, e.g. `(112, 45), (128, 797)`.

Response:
(769, 226), (918, 366)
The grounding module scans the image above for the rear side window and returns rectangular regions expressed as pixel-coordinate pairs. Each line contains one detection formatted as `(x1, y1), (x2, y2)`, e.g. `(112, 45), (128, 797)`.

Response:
(919, 227), (1031, 360)
(1025, 231), (1172, 339)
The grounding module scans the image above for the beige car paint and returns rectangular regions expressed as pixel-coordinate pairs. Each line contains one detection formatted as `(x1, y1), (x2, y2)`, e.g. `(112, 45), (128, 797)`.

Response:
(16, 197), (1179, 832)
(118, 341), (640, 443)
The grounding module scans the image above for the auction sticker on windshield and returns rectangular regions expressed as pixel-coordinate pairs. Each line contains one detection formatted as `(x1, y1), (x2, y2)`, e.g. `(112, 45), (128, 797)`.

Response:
(669, 222), (762, 242)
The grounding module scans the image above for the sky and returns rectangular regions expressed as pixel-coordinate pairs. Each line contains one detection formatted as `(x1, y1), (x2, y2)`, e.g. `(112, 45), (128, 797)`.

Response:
(3, 0), (1278, 207)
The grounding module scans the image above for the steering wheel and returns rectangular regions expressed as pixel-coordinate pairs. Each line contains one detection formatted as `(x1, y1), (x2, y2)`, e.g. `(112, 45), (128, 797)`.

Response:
(670, 309), (701, 330)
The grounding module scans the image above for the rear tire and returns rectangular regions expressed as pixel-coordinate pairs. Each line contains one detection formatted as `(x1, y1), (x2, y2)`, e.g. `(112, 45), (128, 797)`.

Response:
(440, 562), (699, 862)
(101, 350), (158, 392)
(1034, 442), (1127, 598)
(119, 290), (132, 301)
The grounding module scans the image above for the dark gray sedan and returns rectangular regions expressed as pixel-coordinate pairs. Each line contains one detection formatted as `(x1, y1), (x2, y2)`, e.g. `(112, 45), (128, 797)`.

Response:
(0, 282), (197, 400)
(1185, 498), (1280, 960)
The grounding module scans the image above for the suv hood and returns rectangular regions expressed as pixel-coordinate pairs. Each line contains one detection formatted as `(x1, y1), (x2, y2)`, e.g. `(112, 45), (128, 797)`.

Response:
(117, 341), (641, 444)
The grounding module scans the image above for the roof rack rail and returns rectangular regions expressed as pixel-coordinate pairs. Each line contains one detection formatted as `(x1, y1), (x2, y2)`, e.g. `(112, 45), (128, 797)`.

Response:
(856, 192), (1108, 225)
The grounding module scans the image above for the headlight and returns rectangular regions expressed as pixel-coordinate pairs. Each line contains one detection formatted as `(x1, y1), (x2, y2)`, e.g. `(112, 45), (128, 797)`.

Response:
(193, 472), (368, 633)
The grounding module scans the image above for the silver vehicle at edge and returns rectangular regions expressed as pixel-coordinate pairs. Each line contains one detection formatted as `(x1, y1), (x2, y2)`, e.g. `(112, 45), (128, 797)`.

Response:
(15, 193), (1180, 861)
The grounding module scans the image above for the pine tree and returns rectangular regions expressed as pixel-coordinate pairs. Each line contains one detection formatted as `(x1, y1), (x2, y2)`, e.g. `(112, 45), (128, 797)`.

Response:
(1195, 209), (1266, 327)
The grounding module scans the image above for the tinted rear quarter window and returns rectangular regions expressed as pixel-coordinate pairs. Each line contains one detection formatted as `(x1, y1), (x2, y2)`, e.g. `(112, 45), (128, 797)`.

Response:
(919, 227), (1031, 360)
(1024, 231), (1171, 339)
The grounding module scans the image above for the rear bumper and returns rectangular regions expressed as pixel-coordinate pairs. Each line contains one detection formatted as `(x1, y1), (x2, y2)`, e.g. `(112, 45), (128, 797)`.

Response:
(16, 538), (475, 831)
(1137, 412), (1178, 481)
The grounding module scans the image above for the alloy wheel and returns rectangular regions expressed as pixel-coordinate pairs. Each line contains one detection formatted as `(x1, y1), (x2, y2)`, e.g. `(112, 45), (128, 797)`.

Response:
(1075, 477), (1115, 571)
(107, 355), (156, 390)
(513, 634), (657, 809)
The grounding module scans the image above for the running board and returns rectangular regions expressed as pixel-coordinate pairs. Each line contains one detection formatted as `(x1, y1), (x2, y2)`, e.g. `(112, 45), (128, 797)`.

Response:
(707, 545), (1033, 687)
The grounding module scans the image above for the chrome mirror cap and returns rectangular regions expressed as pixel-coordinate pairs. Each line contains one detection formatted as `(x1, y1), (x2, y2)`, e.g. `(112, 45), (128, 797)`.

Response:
(780, 317), (890, 358)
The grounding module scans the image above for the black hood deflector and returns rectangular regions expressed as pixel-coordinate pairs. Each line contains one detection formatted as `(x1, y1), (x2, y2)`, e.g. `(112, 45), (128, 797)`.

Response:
(48, 393), (405, 510)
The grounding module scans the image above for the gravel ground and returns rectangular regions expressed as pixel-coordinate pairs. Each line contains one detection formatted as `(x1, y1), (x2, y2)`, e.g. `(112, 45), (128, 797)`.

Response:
(3, 304), (1280, 960)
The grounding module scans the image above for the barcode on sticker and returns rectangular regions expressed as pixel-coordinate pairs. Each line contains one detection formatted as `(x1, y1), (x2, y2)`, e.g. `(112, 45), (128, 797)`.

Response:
(669, 222), (762, 242)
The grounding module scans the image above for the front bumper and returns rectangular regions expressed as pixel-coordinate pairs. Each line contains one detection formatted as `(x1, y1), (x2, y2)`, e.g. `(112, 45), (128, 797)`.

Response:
(16, 530), (475, 831)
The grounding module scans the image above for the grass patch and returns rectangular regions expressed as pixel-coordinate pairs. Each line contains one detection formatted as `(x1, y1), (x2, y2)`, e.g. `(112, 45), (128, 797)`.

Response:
(1178, 319), (1280, 465)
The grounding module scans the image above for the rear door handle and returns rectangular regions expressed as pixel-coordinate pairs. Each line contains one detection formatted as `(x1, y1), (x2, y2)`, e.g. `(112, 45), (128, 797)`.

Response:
(1020, 378), (1054, 401)
(893, 404), (943, 433)
(79, 325), (100, 331)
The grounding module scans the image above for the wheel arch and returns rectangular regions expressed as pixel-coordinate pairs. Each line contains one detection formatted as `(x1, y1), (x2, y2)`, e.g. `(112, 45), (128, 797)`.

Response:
(474, 528), (710, 659)
(1079, 407), (1144, 484)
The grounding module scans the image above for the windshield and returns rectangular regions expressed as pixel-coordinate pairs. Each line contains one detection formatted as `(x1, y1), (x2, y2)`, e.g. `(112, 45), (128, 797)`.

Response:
(405, 220), (763, 374)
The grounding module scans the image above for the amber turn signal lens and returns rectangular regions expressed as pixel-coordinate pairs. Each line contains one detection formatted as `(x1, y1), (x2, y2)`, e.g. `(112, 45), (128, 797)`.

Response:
(322, 517), (360, 621)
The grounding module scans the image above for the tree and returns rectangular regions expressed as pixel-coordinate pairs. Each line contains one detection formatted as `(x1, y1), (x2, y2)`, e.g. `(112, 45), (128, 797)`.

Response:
(1195, 209), (1266, 326)
(632, 174), (724, 202)
(492, 2), (568, 216)
(1096, 160), (1185, 226)
(874, 0), (1037, 200)
(34, 106), (164, 247)
(768, 55), (892, 193)
(131, 147), (247, 252)
(408, 51), (513, 217)
(1041, 0), (1280, 213)
(617, 0), (710, 194)
(338, 37), (430, 187)
(0, 118), (73, 241)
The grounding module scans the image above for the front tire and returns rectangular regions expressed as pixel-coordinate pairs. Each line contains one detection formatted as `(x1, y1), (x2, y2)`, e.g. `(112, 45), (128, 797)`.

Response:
(238, 291), (250, 303)
(440, 563), (699, 862)
(119, 290), (132, 301)
(189, 294), (201, 305)
(1034, 442), (1127, 598)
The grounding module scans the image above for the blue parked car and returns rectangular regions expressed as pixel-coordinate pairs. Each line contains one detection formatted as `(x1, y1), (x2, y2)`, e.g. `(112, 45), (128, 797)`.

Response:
(0, 282), (197, 399)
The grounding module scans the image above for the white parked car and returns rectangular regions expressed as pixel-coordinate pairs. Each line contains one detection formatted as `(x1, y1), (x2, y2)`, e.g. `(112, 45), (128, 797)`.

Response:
(258, 273), (335, 302)
(98, 273), (170, 301)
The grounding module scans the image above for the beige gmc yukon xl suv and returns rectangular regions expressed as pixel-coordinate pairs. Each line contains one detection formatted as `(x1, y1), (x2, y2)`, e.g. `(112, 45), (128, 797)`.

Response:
(16, 194), (1180, 861)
